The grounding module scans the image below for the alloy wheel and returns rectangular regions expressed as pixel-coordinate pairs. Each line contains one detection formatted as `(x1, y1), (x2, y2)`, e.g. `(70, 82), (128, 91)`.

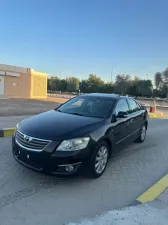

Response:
(95, 146), (108, 174)
(141, 125), (146, 141)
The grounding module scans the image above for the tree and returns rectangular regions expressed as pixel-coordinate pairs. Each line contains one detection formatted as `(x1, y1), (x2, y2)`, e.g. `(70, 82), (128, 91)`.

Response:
(66, 77), (80, 92)
(87, 74), (104, 86)
(152, 89), (165, 98)
(47, 72), (156, 98)
(155, 68), (168, 98)
(103, 82), (114, 93)
(127, 78), (153, 97)
(134, 76), (141, 83)
(59, 79), (67, 92)
(115, 74), (131, 95)
(80, 74), (104, 93)
(48, 76), (60, 91)
(80, 79), (89, 93)
(127, 76), (140, 96)
(137, 80), (153, 97)
(87, 74), (104, 92)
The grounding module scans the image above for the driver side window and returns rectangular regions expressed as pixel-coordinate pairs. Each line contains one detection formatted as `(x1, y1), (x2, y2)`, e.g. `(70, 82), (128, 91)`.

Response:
(115, 99), (129, 116)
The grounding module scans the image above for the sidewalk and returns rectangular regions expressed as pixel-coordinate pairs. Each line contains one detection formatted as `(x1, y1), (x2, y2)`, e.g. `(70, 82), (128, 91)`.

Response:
(68, 188), (168, 225)
(68, 174), (168, 225)
(68, 200), (168, 225)
(157, 187), (168, 204)
(68, 174), (168, 224)
(0, 115), (33, 129)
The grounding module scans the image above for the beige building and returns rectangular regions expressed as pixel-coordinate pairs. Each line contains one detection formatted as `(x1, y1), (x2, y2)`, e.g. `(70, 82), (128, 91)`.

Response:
(0, 64), (48, 99)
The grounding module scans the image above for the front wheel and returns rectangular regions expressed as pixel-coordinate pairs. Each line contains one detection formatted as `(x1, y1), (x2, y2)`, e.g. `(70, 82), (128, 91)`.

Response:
(88, 141), (109, 178)
(136, 124), (146, 143)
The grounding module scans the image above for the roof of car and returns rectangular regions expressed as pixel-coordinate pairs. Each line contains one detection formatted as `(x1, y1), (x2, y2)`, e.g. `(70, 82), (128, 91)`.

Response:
(83, 93), (130, 99)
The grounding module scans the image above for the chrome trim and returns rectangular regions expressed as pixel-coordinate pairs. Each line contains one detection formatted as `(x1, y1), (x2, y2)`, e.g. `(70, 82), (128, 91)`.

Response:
(58, 162), (82, 167)
(16, 139), (43, 152)
(15, 129), (51, 152)
(116, 128), (140, 145)
(17, 130), (51, 142)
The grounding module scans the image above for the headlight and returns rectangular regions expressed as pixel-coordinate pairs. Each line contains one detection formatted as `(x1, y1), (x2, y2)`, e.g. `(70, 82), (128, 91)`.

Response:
(16, 123), (20, 129)
(57, 137), (90, 151)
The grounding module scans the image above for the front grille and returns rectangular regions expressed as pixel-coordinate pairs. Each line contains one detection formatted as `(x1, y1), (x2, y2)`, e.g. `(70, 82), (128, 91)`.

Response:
(15, 130), (50, 151)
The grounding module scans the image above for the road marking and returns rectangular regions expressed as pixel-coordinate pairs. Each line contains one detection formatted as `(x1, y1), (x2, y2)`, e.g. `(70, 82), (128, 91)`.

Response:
(136, 173), (168, 204)
(148, 112), (165, 118)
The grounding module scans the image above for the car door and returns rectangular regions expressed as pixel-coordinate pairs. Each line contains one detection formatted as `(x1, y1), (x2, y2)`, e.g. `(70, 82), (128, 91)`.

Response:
(113, 99), (132, 150)
(126, 98), (145, 141)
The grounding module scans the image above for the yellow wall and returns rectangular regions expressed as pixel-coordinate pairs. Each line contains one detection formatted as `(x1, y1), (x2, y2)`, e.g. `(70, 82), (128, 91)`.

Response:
(30, 72), (47, 98)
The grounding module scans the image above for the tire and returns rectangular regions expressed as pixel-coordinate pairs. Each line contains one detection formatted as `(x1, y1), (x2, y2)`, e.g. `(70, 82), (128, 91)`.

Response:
(135, 124), (146, 143)
(87, 141), (109, 178)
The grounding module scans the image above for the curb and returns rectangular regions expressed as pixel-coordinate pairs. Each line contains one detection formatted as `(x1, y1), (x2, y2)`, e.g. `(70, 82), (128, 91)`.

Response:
(0, 128), (15, 138)
(148, 112), (164, 118)
(132, 173), (168, 205)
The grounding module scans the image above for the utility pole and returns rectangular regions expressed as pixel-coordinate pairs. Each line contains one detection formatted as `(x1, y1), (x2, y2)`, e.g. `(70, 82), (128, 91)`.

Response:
(111, 65), (115, 83)
(59, 72), (62, 94)
(146, 74), (148, 80)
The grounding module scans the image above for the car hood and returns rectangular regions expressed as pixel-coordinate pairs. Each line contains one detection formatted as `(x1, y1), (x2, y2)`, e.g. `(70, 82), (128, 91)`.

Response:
(18, 110), (104, 140)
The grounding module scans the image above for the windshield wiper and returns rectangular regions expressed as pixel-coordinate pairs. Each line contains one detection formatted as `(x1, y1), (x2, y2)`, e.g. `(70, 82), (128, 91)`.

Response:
(56, 109), (62, 112)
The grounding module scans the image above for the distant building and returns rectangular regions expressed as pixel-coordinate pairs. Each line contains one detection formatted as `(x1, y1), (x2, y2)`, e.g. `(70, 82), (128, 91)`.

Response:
(0, 64), (48, 99)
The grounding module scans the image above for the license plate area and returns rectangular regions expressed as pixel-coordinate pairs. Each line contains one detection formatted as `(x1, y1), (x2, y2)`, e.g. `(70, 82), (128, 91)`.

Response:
(17, 148), (44, 167)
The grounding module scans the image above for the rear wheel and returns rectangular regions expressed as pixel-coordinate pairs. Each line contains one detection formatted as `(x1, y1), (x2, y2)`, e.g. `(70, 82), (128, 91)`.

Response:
(88, 141), (109, 178)
(136, 124), (146, 143)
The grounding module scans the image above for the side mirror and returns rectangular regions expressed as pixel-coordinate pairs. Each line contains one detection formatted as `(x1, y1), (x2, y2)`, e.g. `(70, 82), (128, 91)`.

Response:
(141, 104), (146, 109)
(111, 114), (117, 122)
(117, 111), (128, 118)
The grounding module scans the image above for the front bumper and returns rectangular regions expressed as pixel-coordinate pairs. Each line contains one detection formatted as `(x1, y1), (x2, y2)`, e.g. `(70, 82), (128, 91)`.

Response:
(12, 135), (92, 175)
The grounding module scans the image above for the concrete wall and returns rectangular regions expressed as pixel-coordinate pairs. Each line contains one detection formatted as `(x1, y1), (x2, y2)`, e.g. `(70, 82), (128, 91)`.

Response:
(4, 73), (31, 98)
(0, 64), (48, 99)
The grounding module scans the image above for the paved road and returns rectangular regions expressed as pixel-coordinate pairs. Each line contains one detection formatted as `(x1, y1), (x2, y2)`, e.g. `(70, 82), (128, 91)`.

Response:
(0, 118), (168, 225)
(0, 115), (32, 129)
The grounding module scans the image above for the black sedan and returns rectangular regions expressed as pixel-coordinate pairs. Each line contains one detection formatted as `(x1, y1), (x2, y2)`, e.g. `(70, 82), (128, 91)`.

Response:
(12, 93), (148, 178)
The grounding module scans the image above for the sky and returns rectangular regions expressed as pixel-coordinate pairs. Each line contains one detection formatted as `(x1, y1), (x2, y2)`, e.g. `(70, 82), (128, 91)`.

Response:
(0, 0), (168, 82)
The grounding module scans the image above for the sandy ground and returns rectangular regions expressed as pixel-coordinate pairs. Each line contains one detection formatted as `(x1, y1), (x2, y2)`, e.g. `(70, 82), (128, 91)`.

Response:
(0, 98), (59, 117)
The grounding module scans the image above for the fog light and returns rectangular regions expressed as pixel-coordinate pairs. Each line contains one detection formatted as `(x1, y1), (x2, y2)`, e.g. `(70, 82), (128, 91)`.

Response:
(65, 165), (74, 172)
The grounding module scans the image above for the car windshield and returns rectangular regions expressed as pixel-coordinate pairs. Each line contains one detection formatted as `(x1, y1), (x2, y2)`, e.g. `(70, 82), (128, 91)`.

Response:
(56, 96), (114, 118)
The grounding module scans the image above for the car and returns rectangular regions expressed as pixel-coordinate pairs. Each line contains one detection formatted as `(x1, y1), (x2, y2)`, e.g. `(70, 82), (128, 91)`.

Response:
(12, 93), (148, 178)
(140, 103), (146, 109)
